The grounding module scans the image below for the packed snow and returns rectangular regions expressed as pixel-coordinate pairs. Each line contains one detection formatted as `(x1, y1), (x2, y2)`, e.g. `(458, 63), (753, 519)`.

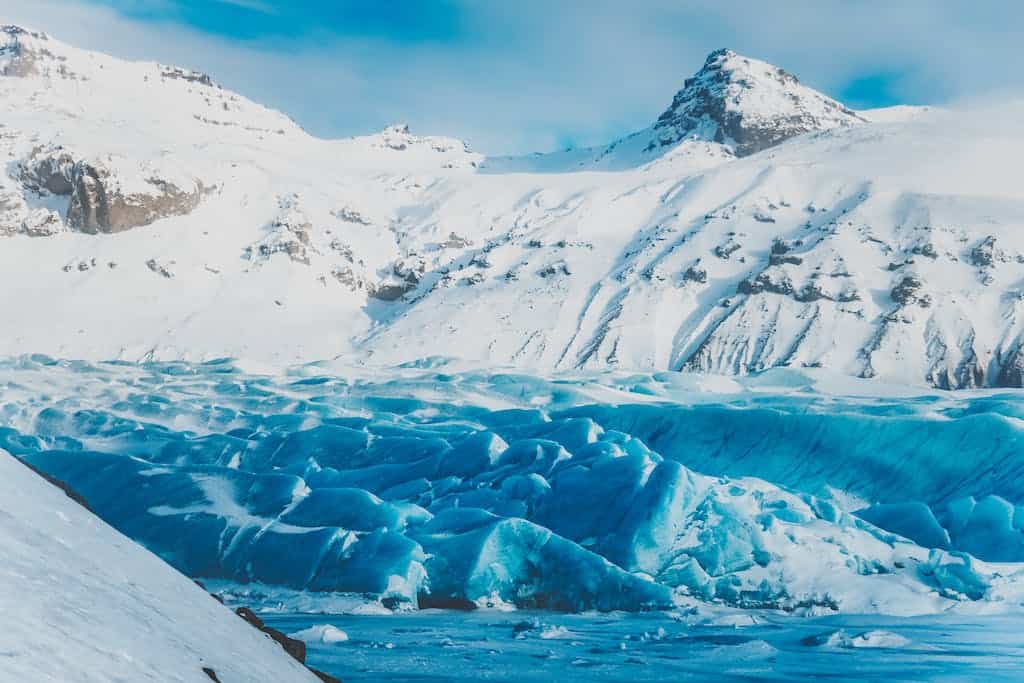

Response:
(0, 448), (318, 682)
(3, 356), (1023, 618)
(3, 24), (1024, 388)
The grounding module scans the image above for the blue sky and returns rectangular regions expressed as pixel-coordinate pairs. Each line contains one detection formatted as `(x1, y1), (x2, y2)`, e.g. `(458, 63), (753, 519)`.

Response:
(96, 0), (467, 42)
(6, 1), (1022, 154)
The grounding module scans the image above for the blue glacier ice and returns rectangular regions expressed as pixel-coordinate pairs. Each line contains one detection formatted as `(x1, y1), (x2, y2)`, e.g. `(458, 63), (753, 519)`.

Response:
(2, 356), (1024, 614)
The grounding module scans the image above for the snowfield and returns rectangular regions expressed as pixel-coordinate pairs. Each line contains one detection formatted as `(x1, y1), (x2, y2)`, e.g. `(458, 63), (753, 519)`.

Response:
(0, 449), (317, 682)
(4, 25), (1024, 388)
(3, 356), (1024, 619)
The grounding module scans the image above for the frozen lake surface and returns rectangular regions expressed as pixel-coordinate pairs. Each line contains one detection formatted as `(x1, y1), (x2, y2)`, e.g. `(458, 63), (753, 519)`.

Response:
(264, 609), (1024, 682)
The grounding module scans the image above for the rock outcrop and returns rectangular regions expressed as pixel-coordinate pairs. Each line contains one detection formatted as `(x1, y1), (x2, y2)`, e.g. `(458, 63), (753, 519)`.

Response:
(650, 49), (864, 156)
(0, 25), (43, 77)
(19, 145), (201, 234)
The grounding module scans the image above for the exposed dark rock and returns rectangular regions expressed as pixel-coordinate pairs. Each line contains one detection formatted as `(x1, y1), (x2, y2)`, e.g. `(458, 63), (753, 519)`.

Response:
(997, 344), (1024, 388)
(333, 207), (371, 226)
(68, 168), (200, 234)
(794, 283), (829, 302)
(769, 253), (803, 266)
(651, 48), (862, 157)
(19, 146), (202, 234)
(368, 259), (423, 300)
(202, 667), (221, 682)
(19, 209), (63, 236)
(713, 240), (741, 259)
(891, 275), (924, 306)
(1, 25), (48, 77)
(835, 288), (861, 303)
(193, 580), (225, 604)
(442, 232), (472, 248)
(929, 360), (984, 391)
(244, 199), (315, 265)
(368, 281), (416, 301)
(459, 272), (486, 286)
(968, 236), (1002, 267)
(11, 454), (92, 511)
(737, 270), (853, 304)
(737, 272), (794, 297)
(310, 669), (342, 683)
(538, 262), (571, 278)
(235, 607), (306, 664)
(160, 65), (216, 87)
(145, 259), (175, 279)
(768, 240), (803, 265)
(468, 254), (491, 269)
(331, 266), (364, 292)
(681, 265), (707, 284)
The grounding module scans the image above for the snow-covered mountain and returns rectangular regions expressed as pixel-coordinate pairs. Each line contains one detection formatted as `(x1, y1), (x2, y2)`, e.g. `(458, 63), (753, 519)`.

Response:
(5, 24), (1024, 388)
(0, 450), (318, 682)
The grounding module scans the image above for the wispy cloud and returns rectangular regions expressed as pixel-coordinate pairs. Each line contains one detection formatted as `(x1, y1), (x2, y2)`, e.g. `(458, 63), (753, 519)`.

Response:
(212, 0), (278, 15)
(5, 0), (1024, 154)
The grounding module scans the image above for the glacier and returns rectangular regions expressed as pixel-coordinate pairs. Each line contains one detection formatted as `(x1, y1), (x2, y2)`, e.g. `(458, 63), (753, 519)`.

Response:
(3, 355), (1024, 617)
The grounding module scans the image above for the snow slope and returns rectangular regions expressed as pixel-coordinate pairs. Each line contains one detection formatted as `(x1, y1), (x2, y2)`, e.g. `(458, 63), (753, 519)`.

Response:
(3, 24), (1024, 389)
(0, 450), (317, 682)
(4, 357), (1023, 616)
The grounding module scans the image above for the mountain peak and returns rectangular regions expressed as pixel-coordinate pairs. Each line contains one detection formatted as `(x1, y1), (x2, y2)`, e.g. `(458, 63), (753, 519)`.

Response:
(0, 24), (50, 77)
(651, 48), (863, 156)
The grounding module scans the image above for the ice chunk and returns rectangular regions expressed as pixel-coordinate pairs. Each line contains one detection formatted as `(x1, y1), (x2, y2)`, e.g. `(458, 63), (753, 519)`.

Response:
(289, 624), (349, 644)
(802, 629), (912, 649)
(857, 502), (951, 550)
(414, 509), (674, 611)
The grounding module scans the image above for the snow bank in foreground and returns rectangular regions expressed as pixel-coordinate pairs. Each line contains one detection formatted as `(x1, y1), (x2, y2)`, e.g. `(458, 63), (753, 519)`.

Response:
(0, 451), (316, 682)
(3, 357), (1024, 616)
